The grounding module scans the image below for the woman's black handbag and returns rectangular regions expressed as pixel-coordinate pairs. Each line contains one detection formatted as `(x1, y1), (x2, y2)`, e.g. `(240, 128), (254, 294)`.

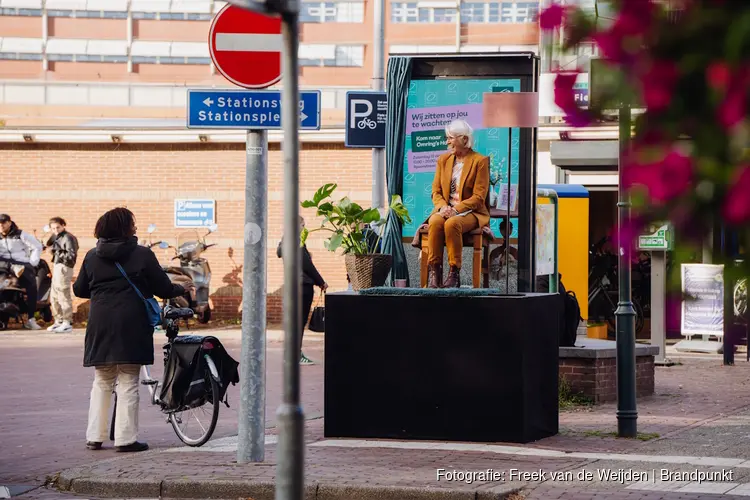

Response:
(308, 292), (325, 332)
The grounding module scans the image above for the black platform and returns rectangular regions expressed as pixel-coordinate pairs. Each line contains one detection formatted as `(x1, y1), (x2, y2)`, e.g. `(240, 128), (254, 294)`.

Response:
(324, 291), (562, 443)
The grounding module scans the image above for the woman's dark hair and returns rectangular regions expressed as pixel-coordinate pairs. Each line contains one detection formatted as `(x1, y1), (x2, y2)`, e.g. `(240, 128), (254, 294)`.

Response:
(94, 207), (136, 239)
(49, 217), (66, 226)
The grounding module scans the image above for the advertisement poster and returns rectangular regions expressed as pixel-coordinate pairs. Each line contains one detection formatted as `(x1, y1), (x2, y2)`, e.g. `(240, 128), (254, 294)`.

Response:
(535, 204), (555, 276)
(401, 78), (521, 237)
(681, 264), (724, 337)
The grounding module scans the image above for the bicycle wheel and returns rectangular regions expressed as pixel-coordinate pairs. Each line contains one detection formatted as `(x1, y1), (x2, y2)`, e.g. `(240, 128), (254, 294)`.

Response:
(169, 369), (220, 447)
(606, 296), (645, 335)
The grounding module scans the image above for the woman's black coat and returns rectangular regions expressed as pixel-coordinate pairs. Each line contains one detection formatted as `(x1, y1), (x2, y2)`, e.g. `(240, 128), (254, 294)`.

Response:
(73, 236), (185, 367)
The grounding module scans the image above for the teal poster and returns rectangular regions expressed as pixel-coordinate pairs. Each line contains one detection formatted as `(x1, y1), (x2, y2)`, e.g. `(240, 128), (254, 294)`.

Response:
(402, 78), (521, 238)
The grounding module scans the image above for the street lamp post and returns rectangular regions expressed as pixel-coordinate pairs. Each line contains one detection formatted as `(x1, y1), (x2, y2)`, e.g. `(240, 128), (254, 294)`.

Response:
(615, 105), (638, 438)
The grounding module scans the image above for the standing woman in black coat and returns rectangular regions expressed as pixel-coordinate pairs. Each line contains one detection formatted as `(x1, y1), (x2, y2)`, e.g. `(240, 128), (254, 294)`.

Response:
(73, 208), (192, 452)
(276, 216), (327, 365)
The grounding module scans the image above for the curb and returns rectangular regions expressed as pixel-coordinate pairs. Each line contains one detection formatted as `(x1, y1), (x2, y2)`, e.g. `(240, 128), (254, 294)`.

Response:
(56, 474), (523, 499)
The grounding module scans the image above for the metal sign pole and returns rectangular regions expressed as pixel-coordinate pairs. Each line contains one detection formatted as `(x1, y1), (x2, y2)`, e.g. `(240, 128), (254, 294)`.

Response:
(237, 130), (268, 464)
(276, 10), (304, 500)
(371, 0), (385, 209)
(651, 250), (672, 365)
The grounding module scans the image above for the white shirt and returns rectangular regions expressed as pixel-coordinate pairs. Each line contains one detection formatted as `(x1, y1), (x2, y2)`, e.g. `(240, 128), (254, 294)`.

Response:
(449, 160), (464, 207)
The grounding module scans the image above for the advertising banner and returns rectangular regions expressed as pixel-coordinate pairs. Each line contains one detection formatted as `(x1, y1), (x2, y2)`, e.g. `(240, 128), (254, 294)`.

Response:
(681, 264), (724, 337)
(401, 78), (521, 237)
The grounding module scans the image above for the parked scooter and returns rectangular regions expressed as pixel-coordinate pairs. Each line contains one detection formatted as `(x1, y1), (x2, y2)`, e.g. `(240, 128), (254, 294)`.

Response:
(146, 224), (217, 324)
(0, 226), (53, 330)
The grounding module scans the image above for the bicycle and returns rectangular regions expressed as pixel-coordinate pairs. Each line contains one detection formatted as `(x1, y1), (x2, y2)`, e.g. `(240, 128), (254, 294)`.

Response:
(357, 117), (377, 129)
(109, 302), (238, 447)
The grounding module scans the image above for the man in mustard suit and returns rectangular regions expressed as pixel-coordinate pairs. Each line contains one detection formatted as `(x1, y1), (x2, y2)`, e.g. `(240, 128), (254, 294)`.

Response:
(426, 119), (490, 288)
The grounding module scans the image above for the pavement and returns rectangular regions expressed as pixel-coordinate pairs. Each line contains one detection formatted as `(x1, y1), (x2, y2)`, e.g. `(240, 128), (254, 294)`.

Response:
(4, 329), (750, 499)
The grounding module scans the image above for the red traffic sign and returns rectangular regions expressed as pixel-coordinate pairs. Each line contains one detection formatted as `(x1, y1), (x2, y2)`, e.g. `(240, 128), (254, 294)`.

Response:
(208, 5), (282, 89)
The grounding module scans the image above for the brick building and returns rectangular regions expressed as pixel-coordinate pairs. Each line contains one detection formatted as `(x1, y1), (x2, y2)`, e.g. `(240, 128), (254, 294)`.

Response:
(0, 0), (547, 324)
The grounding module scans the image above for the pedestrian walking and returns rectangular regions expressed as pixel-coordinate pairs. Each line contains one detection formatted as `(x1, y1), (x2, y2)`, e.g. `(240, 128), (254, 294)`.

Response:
(276, 216), (327, 365)
(45, 217), (78, 333)
(0, 214), (43, 330)
(73, 207), (193, 452)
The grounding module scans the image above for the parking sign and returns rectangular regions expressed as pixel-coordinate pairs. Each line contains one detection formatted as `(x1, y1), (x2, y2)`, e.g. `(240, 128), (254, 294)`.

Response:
(345, 91), (387, 148)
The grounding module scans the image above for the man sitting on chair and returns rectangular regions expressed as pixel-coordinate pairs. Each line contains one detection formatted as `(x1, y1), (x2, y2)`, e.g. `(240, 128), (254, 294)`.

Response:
(426, 119), (490, 288)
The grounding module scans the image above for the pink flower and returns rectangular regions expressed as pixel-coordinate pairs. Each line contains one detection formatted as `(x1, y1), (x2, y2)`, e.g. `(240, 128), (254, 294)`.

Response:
(723, 165), (750, 225)
(625, 149), (694, 204)
(539, 4), (566, 31)
(593, 3), (654, 66)
(717, 67), (750, 130)
(641, 61), (678, 112)
(707, 61), (731, 91)
(553, 72), (592, 127)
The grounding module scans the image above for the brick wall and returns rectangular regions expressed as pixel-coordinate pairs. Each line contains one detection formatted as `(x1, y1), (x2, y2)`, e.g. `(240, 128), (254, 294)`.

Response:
(0, 142), (371, 325)
(559, 355), (655, 404)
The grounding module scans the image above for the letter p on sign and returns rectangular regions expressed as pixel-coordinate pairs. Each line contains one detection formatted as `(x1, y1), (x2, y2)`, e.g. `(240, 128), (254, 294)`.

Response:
(350, 99), (373, 128)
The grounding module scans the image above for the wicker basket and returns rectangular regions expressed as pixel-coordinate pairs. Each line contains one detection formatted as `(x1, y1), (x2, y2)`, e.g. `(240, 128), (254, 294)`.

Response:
(345, 253), (393, 291)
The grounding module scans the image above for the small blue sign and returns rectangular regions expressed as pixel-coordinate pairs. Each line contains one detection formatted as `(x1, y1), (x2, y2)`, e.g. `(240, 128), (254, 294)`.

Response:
(175, 199), (215, 228)
(187, 89), (321, 130)
(345, 91), (387, 148)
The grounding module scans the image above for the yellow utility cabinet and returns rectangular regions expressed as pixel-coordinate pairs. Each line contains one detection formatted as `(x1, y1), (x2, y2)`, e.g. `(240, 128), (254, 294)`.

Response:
(538, 184), (589, 321)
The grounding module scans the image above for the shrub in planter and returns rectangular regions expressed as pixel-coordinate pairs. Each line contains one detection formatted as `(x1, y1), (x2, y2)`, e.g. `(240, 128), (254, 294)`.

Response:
(301, 183), (412, 290)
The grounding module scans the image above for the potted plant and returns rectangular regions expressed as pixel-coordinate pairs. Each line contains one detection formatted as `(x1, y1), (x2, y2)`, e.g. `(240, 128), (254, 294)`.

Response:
(301, 183), (412, 290)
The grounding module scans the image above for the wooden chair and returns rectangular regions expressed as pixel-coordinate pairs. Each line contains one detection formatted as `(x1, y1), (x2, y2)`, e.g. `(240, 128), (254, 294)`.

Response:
(418, 225), (493, 288)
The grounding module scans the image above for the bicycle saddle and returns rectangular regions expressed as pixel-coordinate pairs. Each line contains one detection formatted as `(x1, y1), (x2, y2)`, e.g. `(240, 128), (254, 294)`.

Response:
(164, 307), (194, 319)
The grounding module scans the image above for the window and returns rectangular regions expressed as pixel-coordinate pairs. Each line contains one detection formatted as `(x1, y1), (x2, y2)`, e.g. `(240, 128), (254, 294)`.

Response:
(460, 3), (486, 23)
(497, 1), (538, 23)
(298, 44), (364, 67)
(432, 7), (455, 22)
(0, 52), (43, 60)
(300, 2), (363, 23)
(0, 7), (42, 15)
(391, 3), (456, 23)
(46, 9), (128, 18)
(333, 45), (363, 66)
(390, 1), (538, 24)
(334, 1), (364, 22)
(391, 2), (418, 23)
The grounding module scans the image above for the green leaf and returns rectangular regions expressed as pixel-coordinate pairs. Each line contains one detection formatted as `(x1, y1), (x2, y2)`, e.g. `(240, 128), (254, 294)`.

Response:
(362, 208), (381, 224)
(300, 227), (309, 247)
(338, 197), (352, 211)
(326, 232), (344, 252)
(301, 200), (318, 208)
(725, 10), (750, 63)
(389, 194), (412, 224)
(317, 202), (334, 217)
(312, 183), (337, 206)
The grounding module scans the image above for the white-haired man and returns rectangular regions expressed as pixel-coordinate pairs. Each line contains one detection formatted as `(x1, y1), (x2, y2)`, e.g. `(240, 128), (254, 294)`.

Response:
(425, 119), (490, 288)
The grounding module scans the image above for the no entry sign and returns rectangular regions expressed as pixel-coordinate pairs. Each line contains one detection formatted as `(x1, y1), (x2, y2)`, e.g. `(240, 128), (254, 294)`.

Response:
(208, 5), (282, 89)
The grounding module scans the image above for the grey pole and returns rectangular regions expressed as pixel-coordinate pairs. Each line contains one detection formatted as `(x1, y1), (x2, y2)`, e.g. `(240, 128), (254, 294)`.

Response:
(539, 0), (552, 125)
(615, 105), (637, 437)
(371, 0), (385, 209)
(651, 250), (671, 366)
(276, 11), (305, 500)
(237, 130), (267, 464)
(504, 128), (511, 295)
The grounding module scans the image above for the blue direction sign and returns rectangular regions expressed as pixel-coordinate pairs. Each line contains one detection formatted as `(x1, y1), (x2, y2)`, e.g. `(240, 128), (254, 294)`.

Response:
(187, 89), (321, 130)
(345, 91), (387, 148)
